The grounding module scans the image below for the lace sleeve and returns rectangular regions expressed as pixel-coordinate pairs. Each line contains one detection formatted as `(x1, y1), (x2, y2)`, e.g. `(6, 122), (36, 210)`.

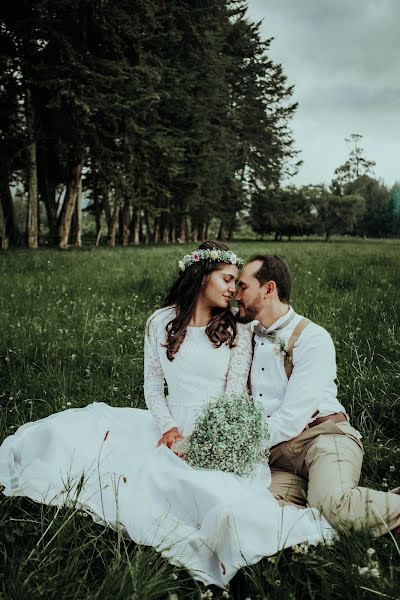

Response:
(225, 323), (253, 395)
(143, 314), (177, 434)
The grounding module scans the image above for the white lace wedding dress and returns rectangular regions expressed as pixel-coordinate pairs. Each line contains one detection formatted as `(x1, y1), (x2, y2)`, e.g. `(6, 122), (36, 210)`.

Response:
(0, 307), (334, 588)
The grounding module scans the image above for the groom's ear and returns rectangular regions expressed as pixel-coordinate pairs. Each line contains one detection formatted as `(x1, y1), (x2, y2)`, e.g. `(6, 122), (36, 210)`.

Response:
(263, 280), (276, 298)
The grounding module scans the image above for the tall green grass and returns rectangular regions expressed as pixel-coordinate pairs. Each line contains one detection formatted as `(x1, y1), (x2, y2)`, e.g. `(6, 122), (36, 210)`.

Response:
(0, 239), (399, 599)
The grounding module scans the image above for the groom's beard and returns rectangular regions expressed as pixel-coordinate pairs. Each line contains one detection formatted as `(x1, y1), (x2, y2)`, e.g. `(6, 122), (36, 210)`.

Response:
(235, 299), (262, 323)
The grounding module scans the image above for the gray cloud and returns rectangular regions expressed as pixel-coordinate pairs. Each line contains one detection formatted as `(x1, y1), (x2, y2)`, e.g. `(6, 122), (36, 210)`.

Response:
(247, 0), (400, 186)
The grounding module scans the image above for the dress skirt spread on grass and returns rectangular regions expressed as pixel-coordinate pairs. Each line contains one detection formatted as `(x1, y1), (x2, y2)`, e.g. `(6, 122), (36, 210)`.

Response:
(0, 307), (334, 588)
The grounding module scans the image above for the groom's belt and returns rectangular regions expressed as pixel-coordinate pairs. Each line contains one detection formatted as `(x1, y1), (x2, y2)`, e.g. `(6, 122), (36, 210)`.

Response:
(304, 412), (348, 430)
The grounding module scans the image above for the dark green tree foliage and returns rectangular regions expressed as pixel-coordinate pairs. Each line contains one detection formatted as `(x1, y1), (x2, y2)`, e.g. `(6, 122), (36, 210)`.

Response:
(390, 183), (400, 237)
(0, 18), (24, 248)
(345, 176), (394, 238)
(0, 0), (299, 247)
(250, 186), (315, 240)
(315, 190), (366, 241)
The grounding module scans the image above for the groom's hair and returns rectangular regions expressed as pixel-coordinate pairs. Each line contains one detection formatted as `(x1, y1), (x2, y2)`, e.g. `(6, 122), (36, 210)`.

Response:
(249, 254), (292, 303)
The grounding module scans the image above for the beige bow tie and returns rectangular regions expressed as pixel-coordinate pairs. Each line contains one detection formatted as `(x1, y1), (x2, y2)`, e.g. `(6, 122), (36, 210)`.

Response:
(254, 312), (295, 343)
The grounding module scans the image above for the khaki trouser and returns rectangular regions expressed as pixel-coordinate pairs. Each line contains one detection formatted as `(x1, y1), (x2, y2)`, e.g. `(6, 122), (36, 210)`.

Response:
(269, 419), (400, 537)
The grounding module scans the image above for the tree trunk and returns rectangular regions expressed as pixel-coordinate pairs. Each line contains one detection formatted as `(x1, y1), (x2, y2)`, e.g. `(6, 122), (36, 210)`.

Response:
(40, 169), (58, 246)
(227, 215), (236, 241)
(26, 141), (39, 248)
(170, 220), (176, 243)
(179, 214), (186, 242)
(160, 212), (169, 243)
(71, 177), (82, 247)
(197, 223), (206, 242)
(103, 190), (112, 230)
(121, 199), (130, 246)
(133, 207), (141, 245)
(162, 223), (169, 243)
(108, 195), (120, 247)
(25, 87), (39, 249)
(154, 218), (160, 243)
(190, 218), (196, 241)
(58, 157), (84, 249)
(143, 207), (151, 243)
(217, 220), (226, 241)
(0, 179), (20, 249)
(139, 216), (144, 243)
(94, 195), (102, 238)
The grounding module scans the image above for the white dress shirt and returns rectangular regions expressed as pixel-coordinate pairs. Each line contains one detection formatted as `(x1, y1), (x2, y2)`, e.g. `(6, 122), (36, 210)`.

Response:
(250, 307), (346, 448)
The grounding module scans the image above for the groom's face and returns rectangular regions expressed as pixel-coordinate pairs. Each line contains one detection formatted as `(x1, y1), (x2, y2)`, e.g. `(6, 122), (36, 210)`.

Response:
(235, 261), (264, 323)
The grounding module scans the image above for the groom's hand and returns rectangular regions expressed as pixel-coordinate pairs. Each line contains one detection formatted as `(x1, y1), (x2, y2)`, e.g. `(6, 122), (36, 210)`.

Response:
(157, 427), (183, 449)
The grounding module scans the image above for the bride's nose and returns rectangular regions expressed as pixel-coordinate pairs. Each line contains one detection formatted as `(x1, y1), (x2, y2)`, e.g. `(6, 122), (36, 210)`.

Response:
(228, 280), (236, 293)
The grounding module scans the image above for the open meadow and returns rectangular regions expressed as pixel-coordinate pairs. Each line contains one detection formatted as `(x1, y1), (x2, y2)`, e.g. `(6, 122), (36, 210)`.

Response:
(0, 239), (399, 600)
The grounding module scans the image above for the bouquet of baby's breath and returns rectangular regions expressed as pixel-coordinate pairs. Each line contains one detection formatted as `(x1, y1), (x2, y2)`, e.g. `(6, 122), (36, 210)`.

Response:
(173, 392), (269, 477)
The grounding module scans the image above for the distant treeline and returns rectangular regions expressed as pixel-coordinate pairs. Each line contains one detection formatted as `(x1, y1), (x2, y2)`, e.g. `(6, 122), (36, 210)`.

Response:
(1, 0), (300, 249)
(251, 177), (400, 241)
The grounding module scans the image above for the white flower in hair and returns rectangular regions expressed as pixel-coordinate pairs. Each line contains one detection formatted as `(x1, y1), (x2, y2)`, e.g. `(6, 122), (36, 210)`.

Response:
(177, 248), (244, 271)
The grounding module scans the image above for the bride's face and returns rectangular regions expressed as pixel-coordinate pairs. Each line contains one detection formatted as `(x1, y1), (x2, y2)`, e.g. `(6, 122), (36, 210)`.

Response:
(201, 264), (238, 309)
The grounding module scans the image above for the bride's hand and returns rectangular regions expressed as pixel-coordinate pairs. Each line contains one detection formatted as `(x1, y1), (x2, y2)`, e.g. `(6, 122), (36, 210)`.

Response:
(157, 427), (183, 449)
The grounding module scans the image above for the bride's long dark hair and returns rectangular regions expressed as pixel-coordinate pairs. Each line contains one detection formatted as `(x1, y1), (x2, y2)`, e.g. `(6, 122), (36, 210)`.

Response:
(163, 240), (238, 361)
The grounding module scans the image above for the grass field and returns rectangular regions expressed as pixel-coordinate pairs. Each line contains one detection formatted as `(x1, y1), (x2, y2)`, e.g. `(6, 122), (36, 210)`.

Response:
(0, 239), (399, 600)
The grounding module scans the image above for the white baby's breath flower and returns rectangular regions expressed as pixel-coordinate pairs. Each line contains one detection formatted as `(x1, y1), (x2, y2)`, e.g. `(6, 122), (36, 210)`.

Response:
(182, 392), (269, 477)
(178, 260), (185, 271)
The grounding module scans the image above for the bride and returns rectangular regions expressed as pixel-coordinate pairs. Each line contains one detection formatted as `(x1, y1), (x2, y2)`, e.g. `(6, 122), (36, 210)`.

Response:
(0, 241), (334, 588)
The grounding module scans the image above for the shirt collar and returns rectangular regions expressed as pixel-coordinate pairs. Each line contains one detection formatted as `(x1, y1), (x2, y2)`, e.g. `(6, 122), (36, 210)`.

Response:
(257, 306), (295, 334)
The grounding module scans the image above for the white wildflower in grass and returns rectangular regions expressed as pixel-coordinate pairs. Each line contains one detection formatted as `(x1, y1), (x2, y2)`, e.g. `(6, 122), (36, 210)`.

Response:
(367, 548), (376, 556)
(356, 561), (380, 578)
(176, 392), (269, 477)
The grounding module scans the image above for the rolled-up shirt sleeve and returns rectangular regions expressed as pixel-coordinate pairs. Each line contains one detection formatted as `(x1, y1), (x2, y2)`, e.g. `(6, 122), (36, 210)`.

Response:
(266, 326), (337, 447)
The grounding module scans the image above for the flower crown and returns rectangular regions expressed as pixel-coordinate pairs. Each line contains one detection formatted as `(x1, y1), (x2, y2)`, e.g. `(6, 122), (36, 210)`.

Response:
(178, 248), (244, 272)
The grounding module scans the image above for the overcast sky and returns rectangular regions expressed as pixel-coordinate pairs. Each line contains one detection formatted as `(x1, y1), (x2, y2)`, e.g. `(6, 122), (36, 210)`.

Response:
(246, 0), (400, 187)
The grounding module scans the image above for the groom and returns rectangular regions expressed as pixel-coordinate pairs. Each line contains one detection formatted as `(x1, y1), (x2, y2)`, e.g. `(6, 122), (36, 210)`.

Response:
(236, 254), (400, 536)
